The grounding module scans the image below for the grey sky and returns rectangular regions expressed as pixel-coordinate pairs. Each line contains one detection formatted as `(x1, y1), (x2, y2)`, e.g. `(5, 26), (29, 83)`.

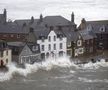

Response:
(0, 0), (108, 24)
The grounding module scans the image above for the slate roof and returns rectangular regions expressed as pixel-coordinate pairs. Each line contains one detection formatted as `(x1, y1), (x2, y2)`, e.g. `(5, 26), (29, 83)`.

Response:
(0, 22), (27, 33)
(43, 16), (71, 26)
(0, 14), (3, 22)
(14, 15), (72, 29)
(78, 29), (96, 40)
(86, 20), (108, 34)
(34, 27), (66, 40)
(62, 28), (80, 42)
(14, 19), (39, 27)
(26, 43), (40, 54)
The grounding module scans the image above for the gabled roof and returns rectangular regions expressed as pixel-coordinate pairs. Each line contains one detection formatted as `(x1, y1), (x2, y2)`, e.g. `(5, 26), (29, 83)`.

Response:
(43, 16), (71, 26)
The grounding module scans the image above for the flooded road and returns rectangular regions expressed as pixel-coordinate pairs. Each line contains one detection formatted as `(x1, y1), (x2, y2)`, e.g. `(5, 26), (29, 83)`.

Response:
(0, 57), (108, 90)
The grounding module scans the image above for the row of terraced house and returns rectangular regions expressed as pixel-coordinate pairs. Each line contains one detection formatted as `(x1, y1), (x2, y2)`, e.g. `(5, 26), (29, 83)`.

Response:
(0, 9), (108, 66)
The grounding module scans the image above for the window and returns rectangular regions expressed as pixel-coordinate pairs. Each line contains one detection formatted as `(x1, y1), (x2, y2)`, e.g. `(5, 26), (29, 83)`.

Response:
(59, 51), (63, 57)
(54, 36), (56, 41)
(48, 44), (51, 50)
(77, 40), (82, 46)
(17, 34), (20, 38)
(100, 26), (105, 32)
(46, 53), (50, 58)
(6, 51), (8, 56)
(79, 48), (83, 54)
(6, 59), (8, 63)
(67, 42), (71, 47)
(54, 44), (56, 50)
(41, 45), (44, 51)
(42, 37), (44, 42)
(60, 43), (63, 49)
(59, 35), (63, 40)
(32, 46), (38, 51)
(48, 36), (51, 42)
(0, 52), (3, 57)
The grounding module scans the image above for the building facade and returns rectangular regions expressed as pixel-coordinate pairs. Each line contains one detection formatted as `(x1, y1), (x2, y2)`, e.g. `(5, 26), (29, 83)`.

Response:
(79, 19), (108, 50)
(37, 29), (67, 59)
(19, 43), (41, 64)
(0, 40), (12, 66)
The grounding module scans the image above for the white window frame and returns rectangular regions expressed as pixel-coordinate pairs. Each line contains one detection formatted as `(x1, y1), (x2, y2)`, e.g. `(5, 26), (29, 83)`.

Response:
(77, 40), (82, 46)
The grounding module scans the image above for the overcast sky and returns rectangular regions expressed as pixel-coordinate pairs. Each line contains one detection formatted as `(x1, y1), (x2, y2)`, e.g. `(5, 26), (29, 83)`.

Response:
(0, 0), (108, 24)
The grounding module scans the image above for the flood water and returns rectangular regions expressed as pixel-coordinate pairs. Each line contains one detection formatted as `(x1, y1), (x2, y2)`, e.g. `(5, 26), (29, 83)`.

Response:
(0, 57), (108, 90)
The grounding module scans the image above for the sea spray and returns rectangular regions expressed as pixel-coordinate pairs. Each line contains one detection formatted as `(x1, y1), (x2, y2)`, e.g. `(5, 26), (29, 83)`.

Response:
(0, 56), (72, 82)
(0, 57), (108, 82)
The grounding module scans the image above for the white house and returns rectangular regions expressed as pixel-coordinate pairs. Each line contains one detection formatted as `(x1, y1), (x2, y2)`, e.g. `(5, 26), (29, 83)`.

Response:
(37, 29), (67, 60)
(0, 41), (12, 66)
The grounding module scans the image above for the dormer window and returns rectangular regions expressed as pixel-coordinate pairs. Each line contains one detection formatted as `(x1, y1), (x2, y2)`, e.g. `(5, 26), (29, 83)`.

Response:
(42, 37), (45, 42)
(32, 46), (38, 51)
(59, 35), (63, 40)
(100, 25), (105, 32)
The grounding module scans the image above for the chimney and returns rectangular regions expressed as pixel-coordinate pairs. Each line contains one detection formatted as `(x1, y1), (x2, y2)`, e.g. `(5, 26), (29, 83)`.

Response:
(40, 14), (43, 22)
(71, 12), (74, 23)
(3, 8), (7, 23)
(30, 16), (34, 24)
(80, 18), (86, 30)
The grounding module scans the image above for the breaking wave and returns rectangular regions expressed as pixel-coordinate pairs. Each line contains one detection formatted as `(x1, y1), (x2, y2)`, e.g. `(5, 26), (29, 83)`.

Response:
(78, 77), (108, 83)
(0, 57), (108, 82)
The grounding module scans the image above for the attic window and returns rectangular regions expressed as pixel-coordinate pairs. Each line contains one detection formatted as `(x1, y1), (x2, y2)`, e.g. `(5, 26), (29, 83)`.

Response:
(59, 35), (63, 40)
(100, 26), (105, 32)
(42, 37), (45, 42)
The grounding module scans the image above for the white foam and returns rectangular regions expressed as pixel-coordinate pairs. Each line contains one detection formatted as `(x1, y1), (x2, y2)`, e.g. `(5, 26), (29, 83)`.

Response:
(78, 77), (108, 83)
(0, 56), (73, 82)
(0, 57), (108, 82)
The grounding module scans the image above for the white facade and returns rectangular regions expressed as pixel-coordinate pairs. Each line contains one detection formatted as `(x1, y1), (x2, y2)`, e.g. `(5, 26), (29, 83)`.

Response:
(37, 30), (67, 59)
(0, 49), (12, 66)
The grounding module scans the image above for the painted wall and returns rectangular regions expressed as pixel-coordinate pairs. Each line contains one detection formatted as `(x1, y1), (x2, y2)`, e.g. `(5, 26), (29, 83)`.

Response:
(0, 49), (12, 66)
(37, 30), (67, 59)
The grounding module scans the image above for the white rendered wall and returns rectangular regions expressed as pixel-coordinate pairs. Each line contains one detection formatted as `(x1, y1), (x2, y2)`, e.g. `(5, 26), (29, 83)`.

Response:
(0, 49), (12, 66)
(37, 30), (67, 59)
